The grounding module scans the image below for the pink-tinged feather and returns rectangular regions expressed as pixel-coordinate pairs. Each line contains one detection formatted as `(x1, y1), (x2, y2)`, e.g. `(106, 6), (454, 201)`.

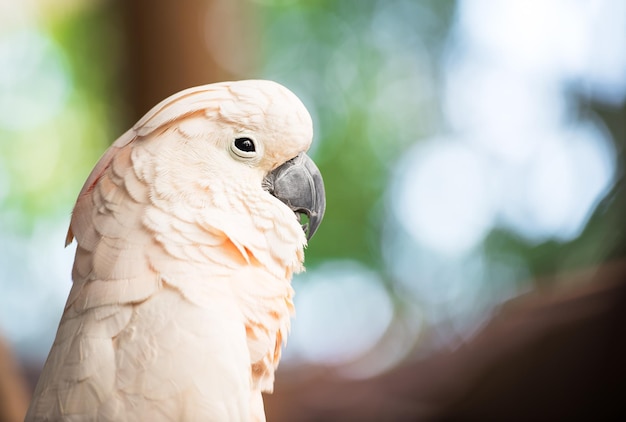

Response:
(66, 129), (137, 246)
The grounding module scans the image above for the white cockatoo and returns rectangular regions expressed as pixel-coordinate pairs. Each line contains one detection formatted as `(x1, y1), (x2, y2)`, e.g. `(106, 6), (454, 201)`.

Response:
(25, 80), (326, 422)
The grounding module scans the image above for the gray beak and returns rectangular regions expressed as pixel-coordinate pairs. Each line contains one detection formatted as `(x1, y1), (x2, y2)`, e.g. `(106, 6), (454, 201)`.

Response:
(264, 152), (326, 240)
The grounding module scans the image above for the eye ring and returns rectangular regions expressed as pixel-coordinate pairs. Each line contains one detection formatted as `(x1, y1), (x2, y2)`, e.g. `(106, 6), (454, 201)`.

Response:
(231, 137), (257, 159)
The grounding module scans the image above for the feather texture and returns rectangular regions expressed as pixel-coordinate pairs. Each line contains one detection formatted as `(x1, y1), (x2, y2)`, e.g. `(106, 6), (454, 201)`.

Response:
(26, 80), (313, 421)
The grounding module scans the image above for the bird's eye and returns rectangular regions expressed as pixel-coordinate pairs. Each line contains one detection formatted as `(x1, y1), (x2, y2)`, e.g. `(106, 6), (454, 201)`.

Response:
(231, 137), (257, 159)
(235, 137), (255, 152)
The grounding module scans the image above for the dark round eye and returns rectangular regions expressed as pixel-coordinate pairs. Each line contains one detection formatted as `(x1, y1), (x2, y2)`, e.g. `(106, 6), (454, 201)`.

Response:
(234, 137), (255, 152)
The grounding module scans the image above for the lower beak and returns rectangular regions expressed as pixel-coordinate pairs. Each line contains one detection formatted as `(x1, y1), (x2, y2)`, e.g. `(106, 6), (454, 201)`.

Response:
(264, 152), (326, 240)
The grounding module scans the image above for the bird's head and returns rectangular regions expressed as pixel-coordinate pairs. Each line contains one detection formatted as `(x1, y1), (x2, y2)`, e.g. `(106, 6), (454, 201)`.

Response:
(135, 79), (326, 240)
(216, 80), (325, 239)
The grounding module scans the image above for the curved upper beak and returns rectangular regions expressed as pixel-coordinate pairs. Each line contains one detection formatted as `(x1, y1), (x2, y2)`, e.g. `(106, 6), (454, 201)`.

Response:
(264, 152), (326, 240)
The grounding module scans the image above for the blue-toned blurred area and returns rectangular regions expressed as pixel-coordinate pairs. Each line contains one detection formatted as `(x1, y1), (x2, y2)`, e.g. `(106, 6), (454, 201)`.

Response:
(1, 0), (625, 420)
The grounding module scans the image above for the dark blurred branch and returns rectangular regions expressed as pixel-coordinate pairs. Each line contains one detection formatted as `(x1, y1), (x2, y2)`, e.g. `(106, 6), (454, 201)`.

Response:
(115, 0), (253, 123)
(265, 260), (626, 421)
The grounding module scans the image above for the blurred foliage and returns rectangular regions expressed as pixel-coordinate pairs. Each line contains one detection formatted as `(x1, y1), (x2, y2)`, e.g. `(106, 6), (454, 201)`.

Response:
(0, 4), (123, 233)
(483, 99), (626, 282)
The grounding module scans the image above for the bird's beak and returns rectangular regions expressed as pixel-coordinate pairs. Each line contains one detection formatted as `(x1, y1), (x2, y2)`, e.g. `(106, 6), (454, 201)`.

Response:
(265, 152), (326, 240)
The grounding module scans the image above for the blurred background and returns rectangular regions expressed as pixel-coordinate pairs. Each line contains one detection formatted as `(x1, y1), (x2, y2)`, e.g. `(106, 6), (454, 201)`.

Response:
(0, 0), (625, 420)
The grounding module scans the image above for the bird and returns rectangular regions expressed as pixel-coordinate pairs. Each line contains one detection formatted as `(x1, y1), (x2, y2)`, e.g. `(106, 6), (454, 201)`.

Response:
(25, 79), (326, 422)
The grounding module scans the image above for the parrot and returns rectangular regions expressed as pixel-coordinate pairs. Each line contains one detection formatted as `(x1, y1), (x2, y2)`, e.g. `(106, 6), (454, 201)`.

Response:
(25, 80), (326, 422)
